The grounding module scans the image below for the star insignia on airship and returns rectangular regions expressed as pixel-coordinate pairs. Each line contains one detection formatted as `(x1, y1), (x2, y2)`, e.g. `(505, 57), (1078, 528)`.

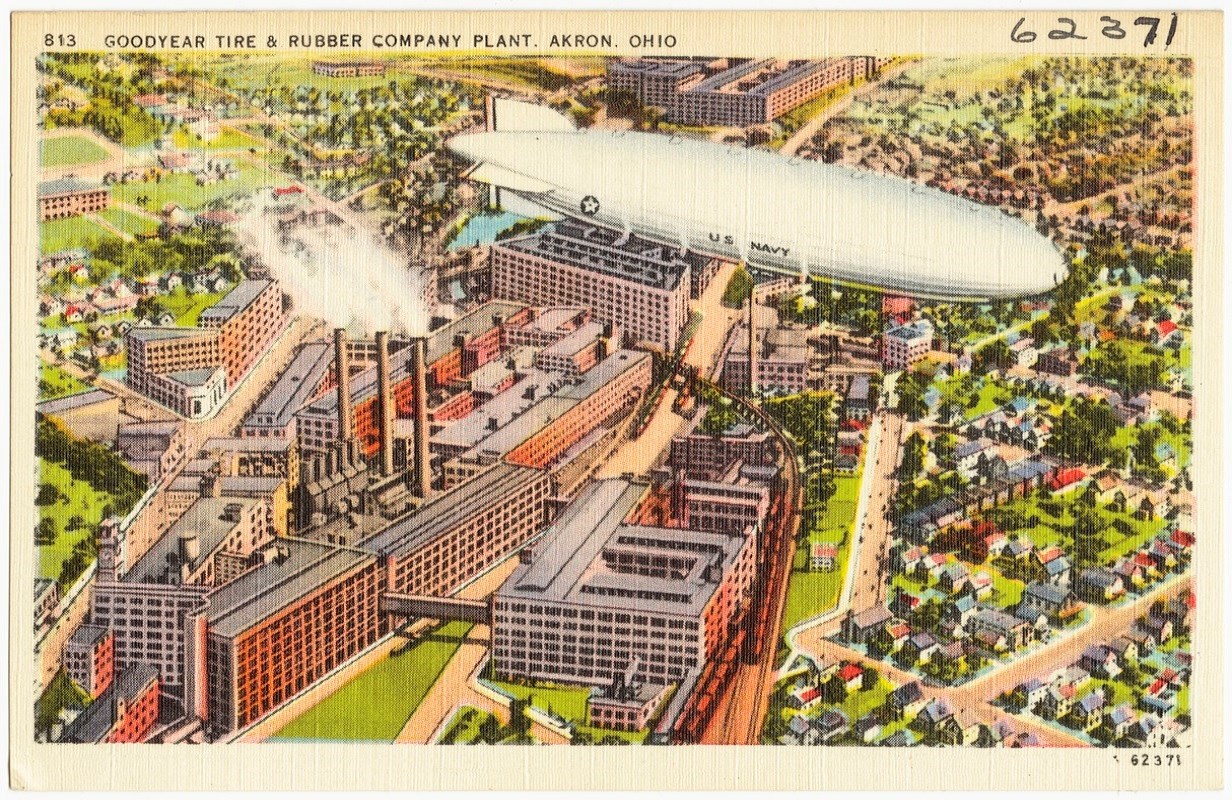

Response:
(580, 195), (600, 216)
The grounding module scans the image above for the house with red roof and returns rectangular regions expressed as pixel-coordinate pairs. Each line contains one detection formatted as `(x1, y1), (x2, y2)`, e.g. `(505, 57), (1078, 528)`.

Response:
(838, 663), (865, 692)
(1048, 467), (1086, 492)
(1152, 319), (1179, 347)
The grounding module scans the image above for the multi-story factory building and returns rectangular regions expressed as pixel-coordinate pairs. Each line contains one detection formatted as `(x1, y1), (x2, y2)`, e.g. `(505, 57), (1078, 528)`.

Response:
(197, 279), (286, 385)
(360, 463), (552, 595)
(38, 178), (111, 220)
(125, 279), (287, 419)
(492, 479), (758, 687)
(240, 342), (333, 439)
(608, 56), (893, 127)
(882, 318), (935, 370)
(203, 538), (383, 735)
(490, 221), (716, 353)
(125, 328), (225, 419)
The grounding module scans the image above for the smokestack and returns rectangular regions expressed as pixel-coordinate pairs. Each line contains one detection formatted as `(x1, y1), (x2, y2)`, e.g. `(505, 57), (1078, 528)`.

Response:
(376, 331), (395, 477)
(333, 328), (353, 446)
(411, 336), (432, 499)
(746, 281), (757, 397)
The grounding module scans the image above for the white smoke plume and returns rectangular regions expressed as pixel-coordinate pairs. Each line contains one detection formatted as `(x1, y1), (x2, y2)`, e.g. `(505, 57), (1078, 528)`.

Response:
(235, 193), (430, 337)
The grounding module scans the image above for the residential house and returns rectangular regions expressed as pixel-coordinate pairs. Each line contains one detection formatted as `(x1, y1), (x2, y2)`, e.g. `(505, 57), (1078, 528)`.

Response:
(1037, 683), (1077, 721)
(967, 571), (994, 600)
(811, 543), (839, 572)
(1068, 690), (1107, 733)
(914, 699), (954, 737)
(885, 621), (912, 652)
(968, 608), (1031, 651)
(1078, 645), (1122, 679)
(1107, 636), (1139, 667)
(942, 595), (979, 631)
(1124, 626), (1157, 655)
(852, 713), (882, 743)
(935, 711), (981, 746)
(786, 683), (822, 712)
(903, 632), (940, 665)
(1016, 583), (1081, 626)
(886, 682), (927, 721)
(843, 606), (892, 645)
(1075, 567), (1126, 603)
(815, 709), (850, 743)
(1102, 704), (1137, 740)
(1013, 677), (1049, 712)
(837, 663), (865, 692)
(938, 562), (970, 595)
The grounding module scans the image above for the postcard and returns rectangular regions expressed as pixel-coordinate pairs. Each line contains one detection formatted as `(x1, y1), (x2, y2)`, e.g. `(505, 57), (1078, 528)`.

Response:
(9, 8), (1223, 791)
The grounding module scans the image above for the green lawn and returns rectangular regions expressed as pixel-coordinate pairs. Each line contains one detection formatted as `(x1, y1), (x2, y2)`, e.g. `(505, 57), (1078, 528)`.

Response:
(488, 678), (647, 744)
(96, 207), (160, 238)
(172, 125), (266, 151)
(37, 459), (114, 582)
(160, 288), (229, 326)
(39, 215), (112, 255)
(269, 621), (474, 742)
(40, 135), (110, 168)
(39, 360), (90, 401)
(108, 162), (275, 213)
(816, 474), (861, 533)
(832, 676), (894, 723)
(781, 471), (862, 632)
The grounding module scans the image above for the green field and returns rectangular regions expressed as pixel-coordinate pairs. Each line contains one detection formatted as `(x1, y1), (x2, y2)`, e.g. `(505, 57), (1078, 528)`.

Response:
(489, 678), (647, 744)
(96, 207), (160, 239)
(39, 360), (90, 401)
(269, 621), (473, 742)
(108, 162), (274, 212)
(780, 472), (862, 632)
(172, 125), (266, 151)
(160, 288), (229, 327)
(39, 215), (111, 255)
(40, 135), (110, 168)
(37, 459), (114, 582)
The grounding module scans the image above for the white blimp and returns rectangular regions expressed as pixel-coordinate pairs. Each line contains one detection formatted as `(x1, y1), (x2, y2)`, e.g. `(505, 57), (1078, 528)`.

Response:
(447, 99), (1068, 301)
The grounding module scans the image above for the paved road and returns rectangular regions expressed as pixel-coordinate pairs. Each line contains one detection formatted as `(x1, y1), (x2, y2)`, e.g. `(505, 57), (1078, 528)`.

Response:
(600, 260), (740, 478)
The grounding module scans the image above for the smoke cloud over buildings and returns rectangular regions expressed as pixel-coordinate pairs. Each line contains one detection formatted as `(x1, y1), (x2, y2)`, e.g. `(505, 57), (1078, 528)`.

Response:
(235, 197), (429, 337)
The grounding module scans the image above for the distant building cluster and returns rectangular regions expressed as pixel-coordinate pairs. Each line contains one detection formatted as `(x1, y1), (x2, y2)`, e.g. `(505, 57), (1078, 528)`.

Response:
(608, 56), (893, 127)
(311, 60), (386, 78)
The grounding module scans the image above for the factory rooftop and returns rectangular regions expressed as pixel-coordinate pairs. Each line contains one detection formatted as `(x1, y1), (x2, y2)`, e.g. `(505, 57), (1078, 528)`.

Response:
(359, 462), (542, 561)
(242, 342), (332, 432)
(126, 327), (217, 344)
(198, 279), (275, 326)
(36, 388), (116, 416)
(609, 58), (708, 79)
(500, 479), (746, 616)
(205, 538), (376, 639)
(38, 177), (104, 197)
(498, 220), (709, 292)
(125, 497), (260, 584)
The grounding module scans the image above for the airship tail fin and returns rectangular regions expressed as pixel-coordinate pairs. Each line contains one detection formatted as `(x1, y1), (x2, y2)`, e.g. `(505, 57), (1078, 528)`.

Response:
(489, 96), (577, 133)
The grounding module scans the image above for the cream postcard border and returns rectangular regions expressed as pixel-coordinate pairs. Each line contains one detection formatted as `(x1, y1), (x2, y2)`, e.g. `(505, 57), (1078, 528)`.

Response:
(9, 9), (1224, 791)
